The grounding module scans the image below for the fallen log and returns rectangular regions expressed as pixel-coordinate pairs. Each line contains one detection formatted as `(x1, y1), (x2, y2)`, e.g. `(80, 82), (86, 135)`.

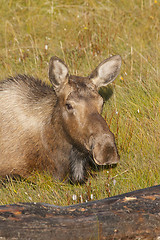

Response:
(0, 185), (160, 240)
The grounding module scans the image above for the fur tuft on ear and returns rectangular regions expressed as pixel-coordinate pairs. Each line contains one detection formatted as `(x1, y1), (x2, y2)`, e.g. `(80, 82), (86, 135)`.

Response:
(49, 56), (69, 89)
(89, 55), (121, 88)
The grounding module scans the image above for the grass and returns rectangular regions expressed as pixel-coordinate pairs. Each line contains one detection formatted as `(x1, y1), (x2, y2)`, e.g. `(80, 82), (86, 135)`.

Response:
(0, 0), (159, 206)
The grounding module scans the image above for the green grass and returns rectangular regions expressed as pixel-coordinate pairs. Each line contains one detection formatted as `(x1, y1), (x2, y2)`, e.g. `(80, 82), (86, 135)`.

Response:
(0, 0), (159, 206)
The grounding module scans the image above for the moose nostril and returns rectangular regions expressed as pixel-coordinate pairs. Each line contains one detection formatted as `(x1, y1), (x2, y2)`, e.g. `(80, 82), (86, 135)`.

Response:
(104, 145), (119, 164)
(90, 142), (94, 151)
(105, 145), (114, 156)
(88, 135), (94, 150)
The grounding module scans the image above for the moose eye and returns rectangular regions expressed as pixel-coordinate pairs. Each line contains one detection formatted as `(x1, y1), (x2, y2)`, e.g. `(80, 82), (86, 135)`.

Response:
(66, 103), (73, 111)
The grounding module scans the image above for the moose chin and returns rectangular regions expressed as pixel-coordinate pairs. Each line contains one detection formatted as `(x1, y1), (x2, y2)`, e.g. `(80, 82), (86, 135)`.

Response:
(0, 55), (121, 183)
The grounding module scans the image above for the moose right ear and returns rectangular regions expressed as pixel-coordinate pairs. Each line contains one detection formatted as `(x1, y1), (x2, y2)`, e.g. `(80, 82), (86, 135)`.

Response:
(49, 56), (69, 90)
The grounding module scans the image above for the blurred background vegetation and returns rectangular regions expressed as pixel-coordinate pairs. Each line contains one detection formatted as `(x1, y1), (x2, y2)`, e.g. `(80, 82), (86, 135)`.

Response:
(0, 0), (159, 205)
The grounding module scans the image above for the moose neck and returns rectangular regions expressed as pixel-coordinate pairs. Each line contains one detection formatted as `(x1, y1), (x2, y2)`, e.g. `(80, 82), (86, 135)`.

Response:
(40, 104), (72, 180)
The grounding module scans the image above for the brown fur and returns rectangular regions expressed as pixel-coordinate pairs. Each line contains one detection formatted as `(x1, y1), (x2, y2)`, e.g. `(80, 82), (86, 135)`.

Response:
(0, 55), (121, 183)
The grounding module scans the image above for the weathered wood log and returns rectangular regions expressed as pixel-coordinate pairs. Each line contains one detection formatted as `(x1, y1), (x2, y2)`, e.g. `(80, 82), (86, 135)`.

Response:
(0, 185), (160, 240)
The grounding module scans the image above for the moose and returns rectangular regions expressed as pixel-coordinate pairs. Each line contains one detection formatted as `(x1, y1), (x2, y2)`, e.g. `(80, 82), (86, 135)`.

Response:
(0, 55), (121, 183)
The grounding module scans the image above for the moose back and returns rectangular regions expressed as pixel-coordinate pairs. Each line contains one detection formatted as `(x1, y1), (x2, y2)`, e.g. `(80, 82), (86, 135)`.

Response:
(0, 55), (121, 183)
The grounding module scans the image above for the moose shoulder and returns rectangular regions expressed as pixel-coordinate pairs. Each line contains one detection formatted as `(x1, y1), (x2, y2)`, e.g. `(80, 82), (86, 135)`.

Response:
(0, 55), (121, 183)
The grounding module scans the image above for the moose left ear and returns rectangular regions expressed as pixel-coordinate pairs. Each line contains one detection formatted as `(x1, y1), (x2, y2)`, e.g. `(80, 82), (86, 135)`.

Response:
(89, 55), (121, 88)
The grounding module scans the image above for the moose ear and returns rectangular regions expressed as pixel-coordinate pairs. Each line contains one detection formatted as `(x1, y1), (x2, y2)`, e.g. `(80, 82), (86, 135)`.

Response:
(89, 55), (121, 88)
(49, 56), (69, 89)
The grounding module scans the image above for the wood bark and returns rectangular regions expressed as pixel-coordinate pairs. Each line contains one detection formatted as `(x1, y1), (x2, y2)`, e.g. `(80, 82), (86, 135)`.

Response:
(0, 185), (160, 240)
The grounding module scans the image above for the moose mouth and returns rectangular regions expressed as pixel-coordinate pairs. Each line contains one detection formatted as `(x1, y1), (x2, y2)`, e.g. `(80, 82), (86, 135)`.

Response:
(93, 155), (119, 166)
(92, 155), (108, 166)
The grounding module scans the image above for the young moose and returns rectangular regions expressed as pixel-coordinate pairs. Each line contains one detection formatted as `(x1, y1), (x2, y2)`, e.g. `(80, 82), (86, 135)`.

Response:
(0, 55), (121, 183)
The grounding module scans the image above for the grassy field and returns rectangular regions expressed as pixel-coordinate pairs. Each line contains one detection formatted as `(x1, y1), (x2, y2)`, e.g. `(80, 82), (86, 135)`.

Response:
(0, 0), (159, 206)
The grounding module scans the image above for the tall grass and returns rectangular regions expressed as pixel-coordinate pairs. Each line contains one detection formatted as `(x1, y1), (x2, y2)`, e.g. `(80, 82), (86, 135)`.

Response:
(0, 0), (159, 205)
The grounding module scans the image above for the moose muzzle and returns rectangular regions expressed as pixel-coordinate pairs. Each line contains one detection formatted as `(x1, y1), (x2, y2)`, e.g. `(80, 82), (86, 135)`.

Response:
(92, 134), (120, 165)
(87, 114), (120, 166)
